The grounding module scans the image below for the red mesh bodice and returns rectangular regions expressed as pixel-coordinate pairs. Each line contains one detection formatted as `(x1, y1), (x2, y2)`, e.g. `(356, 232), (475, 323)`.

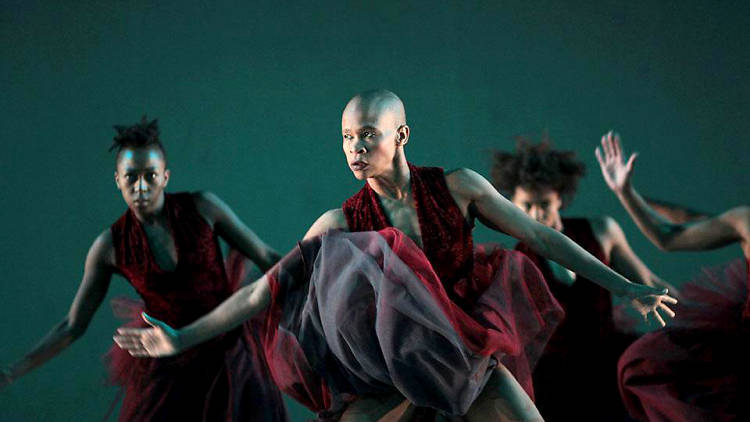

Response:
(262, 164), (563, 416)
(342, 164), (475, 300)
(110, 192), (233, 328)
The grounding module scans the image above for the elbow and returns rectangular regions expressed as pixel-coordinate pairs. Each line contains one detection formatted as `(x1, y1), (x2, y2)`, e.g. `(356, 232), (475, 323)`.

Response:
(651, 224), (683, 252)
(525, 228), (552, 257)
(66, 317), (88, 340)
(263, 250), (282, 271)
(654, 241), (673, 252)
(652, 234), (678, 252)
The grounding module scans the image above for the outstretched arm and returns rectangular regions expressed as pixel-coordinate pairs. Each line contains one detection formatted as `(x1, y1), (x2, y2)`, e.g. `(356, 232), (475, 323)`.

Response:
(446, 168), (676, 324)
(115, 275), (272, 357)
(114, 209), (345, 358)
(1, 231), (114, 389)
(643, 197), (710, 224)
(596, 132), (749, 251)
(592, 216), (677, 293)
(193, 191), (281, 271)
(303, 208), (348, 239)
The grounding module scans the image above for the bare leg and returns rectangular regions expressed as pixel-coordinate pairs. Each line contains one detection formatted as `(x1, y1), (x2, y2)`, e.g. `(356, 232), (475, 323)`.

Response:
(341, 364), (542, 422)
(340, 392), (410, 422)
(464, 364), (543, 422)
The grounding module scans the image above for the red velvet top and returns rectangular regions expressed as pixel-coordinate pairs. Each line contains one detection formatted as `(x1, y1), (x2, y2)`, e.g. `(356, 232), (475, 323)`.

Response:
(342, 164), (477, 302)
(110, 192), (234, 328)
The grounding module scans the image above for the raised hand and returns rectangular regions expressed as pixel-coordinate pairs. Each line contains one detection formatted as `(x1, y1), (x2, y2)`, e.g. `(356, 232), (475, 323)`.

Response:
(113, 313), (182, 358)
(595, 131), (638, 193)
(622, 283), (678, 327)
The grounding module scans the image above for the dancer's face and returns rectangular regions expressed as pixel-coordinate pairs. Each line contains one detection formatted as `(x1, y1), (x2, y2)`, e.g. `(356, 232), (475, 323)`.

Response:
(512, 186), (563, 230)
(342, 106), (406, 180)
(114, 145), (170, 215)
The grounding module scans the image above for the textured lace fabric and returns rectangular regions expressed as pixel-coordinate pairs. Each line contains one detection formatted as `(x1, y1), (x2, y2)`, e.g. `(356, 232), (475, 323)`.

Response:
(110, 192), (234, 328)
(260, 164), (563, 416)
(107, 192), (288, 422)
(343, 163), (477, 303)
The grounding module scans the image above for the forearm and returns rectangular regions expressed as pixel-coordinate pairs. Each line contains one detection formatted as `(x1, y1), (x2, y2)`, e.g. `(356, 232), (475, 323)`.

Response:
(608, 243), (658, 288)
(257, 249), (282, 273)
(644, 197), (709, 224)
(179, 277), (270, 349)
(7, 318), (82, 380)
(611, 258), (654, 287)
(533, 227), (636, 296)
(616, 184), (681, 249)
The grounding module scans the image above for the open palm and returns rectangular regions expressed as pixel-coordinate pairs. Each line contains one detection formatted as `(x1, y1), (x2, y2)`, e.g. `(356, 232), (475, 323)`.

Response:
(113, 313), (182, 357)
(595, 131), (637, 193)
(624, 283), (677, 327)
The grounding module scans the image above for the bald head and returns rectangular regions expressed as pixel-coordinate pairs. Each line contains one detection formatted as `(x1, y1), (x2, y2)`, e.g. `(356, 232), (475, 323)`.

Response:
(342, 89), (406, 130)
(341, 90), (410, 180)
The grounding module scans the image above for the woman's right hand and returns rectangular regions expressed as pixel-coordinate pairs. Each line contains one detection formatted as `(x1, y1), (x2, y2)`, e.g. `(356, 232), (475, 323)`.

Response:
(113, 313), (183, 358)
(595, 131), (638, 194)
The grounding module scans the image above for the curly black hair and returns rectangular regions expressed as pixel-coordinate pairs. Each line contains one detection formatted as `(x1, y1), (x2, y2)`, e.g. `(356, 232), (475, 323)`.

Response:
(491, 133), (586, 208)
(109, 115), (166, 162)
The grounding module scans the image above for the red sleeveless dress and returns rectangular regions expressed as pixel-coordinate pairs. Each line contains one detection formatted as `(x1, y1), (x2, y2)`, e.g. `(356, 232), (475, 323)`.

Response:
(106, 192), (287, 422)
(516, 218), (636, 420)
(260, 164), (563, 418)
(618, 258), (749, 421)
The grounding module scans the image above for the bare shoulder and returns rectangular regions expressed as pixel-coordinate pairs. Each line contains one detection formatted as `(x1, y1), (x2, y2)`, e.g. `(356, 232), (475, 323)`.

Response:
(722, 205), (750, 237)
(588, 215), (622, 239)
(191, 190), (224, 211)
(444, 168), (489, 199)
(723, 205), (750, 221)
(587, 215), (628, 251)
(315, 208), (348, 229)
(90, 229), (116, 267)
(190, 191), (228, 225)
(304, 208), (348, 239)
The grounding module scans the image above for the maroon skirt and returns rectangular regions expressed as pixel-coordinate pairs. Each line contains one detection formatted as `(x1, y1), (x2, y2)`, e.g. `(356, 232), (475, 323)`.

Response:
(618, 259), (749, 422)
(260, 228), (563, 418)
(104, 253), (288, 422)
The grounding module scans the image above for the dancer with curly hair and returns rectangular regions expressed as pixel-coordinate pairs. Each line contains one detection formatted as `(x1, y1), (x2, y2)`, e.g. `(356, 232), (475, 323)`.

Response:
(596, 131), (749, 422)
(491, 136), (673, 420)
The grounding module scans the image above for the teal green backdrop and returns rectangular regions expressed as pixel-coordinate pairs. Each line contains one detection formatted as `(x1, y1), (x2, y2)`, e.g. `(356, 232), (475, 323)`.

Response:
(1, 1), (748, 420)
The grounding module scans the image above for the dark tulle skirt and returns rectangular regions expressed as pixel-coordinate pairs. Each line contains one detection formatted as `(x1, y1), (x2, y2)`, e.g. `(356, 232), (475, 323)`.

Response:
(104, 252), (288, 422)
(261, 228), (563, 419)
(618, 259), (749, 422)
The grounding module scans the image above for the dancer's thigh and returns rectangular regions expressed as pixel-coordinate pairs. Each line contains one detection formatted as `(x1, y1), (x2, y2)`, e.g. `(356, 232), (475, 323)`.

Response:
(339, 392), (410, 422)
(464, 364), (543, 422)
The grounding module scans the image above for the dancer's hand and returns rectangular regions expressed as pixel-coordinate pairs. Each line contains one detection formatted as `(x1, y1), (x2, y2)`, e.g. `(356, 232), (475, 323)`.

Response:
(622, 284), (678, 327)
(595, 131), (638, 194)
(113, 313), (182, 357)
